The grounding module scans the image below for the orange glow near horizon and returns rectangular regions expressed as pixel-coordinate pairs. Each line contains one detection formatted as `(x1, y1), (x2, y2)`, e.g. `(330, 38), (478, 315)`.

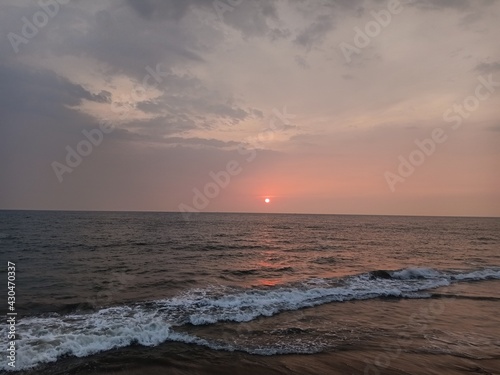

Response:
(257, 278), (280, 287)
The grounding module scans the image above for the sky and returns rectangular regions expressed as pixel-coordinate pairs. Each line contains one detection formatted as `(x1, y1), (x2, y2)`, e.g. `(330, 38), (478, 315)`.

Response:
(0, 0), (499, 216)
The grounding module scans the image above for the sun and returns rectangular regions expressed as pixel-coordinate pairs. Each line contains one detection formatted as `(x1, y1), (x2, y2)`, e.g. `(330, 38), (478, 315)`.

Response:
(264, 198), (270, 203)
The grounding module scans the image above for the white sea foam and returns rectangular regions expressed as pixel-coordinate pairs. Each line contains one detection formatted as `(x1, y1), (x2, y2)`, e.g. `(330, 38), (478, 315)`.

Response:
(1, 267), (499, 371)
(3, 309), (172, 371)
(179, 276), (451, 325)
(390, 267), (441, 279)
(450, 268), (500, 281)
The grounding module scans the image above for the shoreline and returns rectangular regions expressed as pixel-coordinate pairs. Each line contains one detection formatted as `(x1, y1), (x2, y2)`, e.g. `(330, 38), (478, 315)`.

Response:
(15, 342), (500, 375)
(13, 290), (500, 375)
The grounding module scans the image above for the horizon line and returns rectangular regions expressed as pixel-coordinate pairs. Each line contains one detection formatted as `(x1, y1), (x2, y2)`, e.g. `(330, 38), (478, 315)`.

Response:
(0, 208), (498, 219)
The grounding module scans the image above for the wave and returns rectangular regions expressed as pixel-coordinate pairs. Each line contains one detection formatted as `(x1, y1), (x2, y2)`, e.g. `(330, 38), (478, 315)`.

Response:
(2, 267), (499, 371)
(222, 268), (260, 276)
(312, 256), (337, 265)
(0, 232), (16, 240)
(450, 269), (500, 281)
(222, 266), (295, 277)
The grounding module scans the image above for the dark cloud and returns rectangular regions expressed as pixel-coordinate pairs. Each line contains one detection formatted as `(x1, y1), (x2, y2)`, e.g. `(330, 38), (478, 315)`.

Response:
(294, 14), (334, 50)
(205, 104), (248, 121)
(458, 11), (483, 27)
(268, 27), (292, 41)
(125, 0), (284, 42)
(294, 55), (310, 69)
(410, 0), (471, 11)
(99, 124), (239, 149)
(409, 0), (497, 11)
(475, 61), (500, 74)
(56, 8), (206, 78)
(485, 124), (500, 132)
(119, 115), (199, 138)
(135, 80), (254, 133)
(163, 137), (239, 148)
(0, 0), (256, 143)
(0, 63), (108, 122)
(125, 0), (212, 20)
(214, 0), (281, 39)
(321, 0), (365, 11)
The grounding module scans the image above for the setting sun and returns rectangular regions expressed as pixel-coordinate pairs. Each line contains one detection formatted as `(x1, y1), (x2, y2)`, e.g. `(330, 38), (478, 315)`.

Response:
(265, 198), (270, 203)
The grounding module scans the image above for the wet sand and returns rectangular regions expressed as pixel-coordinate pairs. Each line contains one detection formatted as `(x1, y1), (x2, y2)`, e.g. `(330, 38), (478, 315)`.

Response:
(20, 341), (500, 375)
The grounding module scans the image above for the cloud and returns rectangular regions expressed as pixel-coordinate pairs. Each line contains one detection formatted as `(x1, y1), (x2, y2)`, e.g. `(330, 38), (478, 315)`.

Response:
(323, 0), (365, 11)
(125, 0), (209, 20)
(162, 137), (240, 148)
(0, 1), (260, 142)
(485, 124), (500, 132)
(125, 0), (284, 40)
(0, 63), (109, 122)
(410, 0), (471, 11)
(410, 0), (497, 12)
(215, 0), (281, 39)
(294, 14), (334, 50)
(475, 61), (500, 74)
(294, 55), (310, 69)
(99, 125), (240, 148)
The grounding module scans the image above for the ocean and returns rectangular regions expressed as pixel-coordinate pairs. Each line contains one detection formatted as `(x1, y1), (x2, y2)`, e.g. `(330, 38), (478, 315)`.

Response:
(0, 211), (499, 374)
